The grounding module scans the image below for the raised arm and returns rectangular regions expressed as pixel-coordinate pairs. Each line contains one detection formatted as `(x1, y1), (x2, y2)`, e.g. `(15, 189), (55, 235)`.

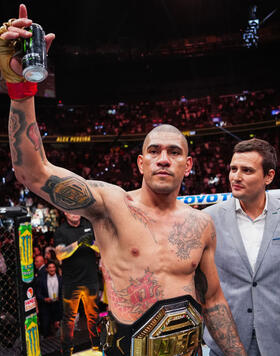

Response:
(9, 98), (99, 213)
(196, 215), (247, 356)
(1, 5), (108, 219)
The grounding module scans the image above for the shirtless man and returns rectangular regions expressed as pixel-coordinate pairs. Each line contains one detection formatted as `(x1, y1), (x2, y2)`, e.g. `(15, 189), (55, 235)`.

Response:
(0, 5), (247, 356)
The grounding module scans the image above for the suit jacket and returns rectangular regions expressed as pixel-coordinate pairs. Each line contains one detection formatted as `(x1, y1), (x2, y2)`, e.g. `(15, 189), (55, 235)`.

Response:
(203, 193), (280, 355)
(36, 272), (63, 320)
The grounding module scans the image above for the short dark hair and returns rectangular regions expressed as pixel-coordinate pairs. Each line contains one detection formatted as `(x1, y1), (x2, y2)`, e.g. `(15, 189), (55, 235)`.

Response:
(233, 138), (277, 175)
(46, 260), (57, 269)
(142, 124), (188, 154)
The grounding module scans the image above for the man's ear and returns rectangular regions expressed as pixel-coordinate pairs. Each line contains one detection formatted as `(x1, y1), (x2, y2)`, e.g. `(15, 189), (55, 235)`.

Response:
(265, 169), (275, 186)
(137, 155), (144, 175)
(184, 156), (193, 177)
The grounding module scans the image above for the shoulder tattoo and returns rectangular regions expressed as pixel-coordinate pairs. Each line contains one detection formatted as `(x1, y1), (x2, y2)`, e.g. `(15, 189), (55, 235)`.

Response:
(41, 175), (95, 210)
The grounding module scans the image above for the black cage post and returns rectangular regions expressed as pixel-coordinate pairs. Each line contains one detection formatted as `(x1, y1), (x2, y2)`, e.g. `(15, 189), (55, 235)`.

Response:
(1, 207), (41, 356)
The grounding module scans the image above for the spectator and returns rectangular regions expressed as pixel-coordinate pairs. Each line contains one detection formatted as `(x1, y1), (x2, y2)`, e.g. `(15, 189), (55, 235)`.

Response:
(34, 255), (46, 280)
(33, 245), (42, 258)
(44, 248), (61, 275)
(36, 261), (63, 338)
(203, 138), (280, 355)
(54, 213), (100, 356)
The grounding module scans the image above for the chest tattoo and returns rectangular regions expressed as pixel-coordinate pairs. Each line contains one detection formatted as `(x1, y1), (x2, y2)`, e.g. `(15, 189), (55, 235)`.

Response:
(168, 213), (208, 260)
(125, 200), (157, 243)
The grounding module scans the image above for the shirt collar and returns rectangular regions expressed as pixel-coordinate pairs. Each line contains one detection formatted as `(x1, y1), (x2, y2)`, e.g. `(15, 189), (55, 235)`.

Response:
(235, 192), (268, 215)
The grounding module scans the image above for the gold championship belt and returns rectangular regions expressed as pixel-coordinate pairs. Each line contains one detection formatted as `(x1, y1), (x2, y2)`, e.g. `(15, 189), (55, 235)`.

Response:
(101, 295), (203, 356)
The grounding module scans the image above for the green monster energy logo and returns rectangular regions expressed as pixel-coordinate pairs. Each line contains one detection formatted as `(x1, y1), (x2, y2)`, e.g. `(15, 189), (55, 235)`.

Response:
(19, 223), (34, 283)
(25, 314), (41, 356)
(23, 28), (33, 52)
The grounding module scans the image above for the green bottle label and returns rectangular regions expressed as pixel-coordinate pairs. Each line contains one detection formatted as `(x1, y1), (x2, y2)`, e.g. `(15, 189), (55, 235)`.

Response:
(19, 223), (34, 283)
(25, 313), (41, 356)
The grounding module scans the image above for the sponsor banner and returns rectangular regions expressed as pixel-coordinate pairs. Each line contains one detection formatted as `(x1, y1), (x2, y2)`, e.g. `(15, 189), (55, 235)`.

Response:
(25, 297), (36, 312)
(27, 287), (34, 299)
(25, 313), (41, 356)
(56, 136), (91, 143)
(178, 189), (280, 205)
(18, 223), (34, 283)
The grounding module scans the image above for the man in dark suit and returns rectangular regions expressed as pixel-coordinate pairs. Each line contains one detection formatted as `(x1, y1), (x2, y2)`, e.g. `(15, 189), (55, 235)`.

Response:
(34, 255), (46, 279)
(36, 261), (63, 338)
(204, 138), (280, 355)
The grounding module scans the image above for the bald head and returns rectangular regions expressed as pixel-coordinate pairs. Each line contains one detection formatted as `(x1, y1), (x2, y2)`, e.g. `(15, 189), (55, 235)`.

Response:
(34, 255), (45, 270)
(142, 124), (188, 154)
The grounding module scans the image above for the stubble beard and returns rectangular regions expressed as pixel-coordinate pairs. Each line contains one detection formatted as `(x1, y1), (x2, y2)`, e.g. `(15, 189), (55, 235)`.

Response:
(146, 176), (180, 195)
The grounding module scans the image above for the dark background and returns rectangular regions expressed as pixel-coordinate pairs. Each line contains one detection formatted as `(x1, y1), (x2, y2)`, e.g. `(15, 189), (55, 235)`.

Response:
(1, 0), (279, 104)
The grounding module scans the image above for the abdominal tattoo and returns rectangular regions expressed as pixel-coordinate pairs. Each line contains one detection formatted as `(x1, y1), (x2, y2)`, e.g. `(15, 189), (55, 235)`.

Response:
(105, 267), (164, 319)
(9, 107), (27, 166)
(168, 212), (208, 260)
(183, 276), (195, 295)
(41, 175), (95, 210)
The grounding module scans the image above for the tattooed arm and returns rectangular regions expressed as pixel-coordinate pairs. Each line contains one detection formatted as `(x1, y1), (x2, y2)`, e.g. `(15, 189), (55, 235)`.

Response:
(5, 7), (118, 219)
(197, 214), (247, 356)
(8, 98), (118, 219)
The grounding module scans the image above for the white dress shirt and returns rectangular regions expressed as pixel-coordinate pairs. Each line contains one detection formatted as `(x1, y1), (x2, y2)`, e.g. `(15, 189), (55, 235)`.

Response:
(235, 194), (267, 272)
(47, 274), (59, 300)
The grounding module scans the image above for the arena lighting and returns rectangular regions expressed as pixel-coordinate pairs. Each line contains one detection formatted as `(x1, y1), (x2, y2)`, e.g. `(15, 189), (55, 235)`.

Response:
(242, 4), (259, 48)
(215, 124), (242, 142)
(242, 5), (278, 48)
